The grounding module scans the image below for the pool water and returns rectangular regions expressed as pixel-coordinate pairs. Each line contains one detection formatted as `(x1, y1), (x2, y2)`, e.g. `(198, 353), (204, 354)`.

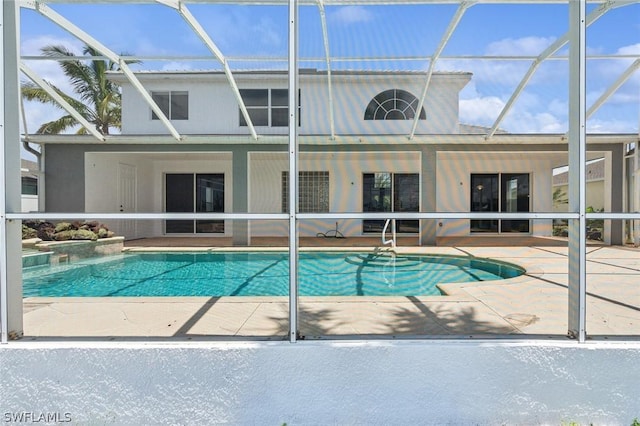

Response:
(22, 251), (524, 297)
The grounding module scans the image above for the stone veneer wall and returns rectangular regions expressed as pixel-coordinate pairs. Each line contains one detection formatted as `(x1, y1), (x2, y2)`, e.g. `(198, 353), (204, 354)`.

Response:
(32, 237), (125, 264)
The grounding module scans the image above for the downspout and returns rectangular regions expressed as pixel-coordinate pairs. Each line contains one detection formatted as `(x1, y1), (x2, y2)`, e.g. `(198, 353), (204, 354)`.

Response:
(21, 139), (40, 162)
(20, 94), (43, 212)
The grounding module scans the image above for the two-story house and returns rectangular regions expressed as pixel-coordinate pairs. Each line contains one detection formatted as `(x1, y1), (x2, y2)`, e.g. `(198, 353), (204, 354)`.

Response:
(38, 68), (627, 245)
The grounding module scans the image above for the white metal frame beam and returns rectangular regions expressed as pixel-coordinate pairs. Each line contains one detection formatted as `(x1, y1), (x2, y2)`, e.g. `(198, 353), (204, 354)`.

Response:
(487, 0), (621, 138)
(587, 58), (640, 119)
(0, 0), (7, 345)
(20, 62), (106, 141)
(157, 0), (259, 139)
(1, 0), (22, 343)
(409, 0), (474, 140)
(20, 1), (640, 6)
(24, 1), (183, 141)
(317, 0), (336, 139)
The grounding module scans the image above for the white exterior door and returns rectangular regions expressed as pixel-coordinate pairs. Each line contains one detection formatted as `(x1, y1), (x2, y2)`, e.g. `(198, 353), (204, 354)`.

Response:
(118, 163), (137, 239)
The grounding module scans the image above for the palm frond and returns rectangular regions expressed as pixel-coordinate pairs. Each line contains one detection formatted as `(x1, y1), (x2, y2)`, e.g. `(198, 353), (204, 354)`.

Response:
(36, 115), (79, 135)
(21, 81), (92, 115)
(26, 44), (129, 135)
(41, 45), (101, 105)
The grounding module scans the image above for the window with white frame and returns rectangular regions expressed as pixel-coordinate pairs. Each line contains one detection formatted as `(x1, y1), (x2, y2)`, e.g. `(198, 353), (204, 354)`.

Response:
(282, 171), (330, 213)
(151, 91), (189, 120)
(239, 89), (300, 127)
(364, 89), (426, 120)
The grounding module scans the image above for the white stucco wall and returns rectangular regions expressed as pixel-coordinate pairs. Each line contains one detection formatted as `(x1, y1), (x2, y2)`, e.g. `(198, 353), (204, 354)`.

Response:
(118, 72), (469, 136)
(20, 195), (38, 212)
(249, 151), (421, 237)
(1, 341), (639, 424)
(436, 151), (555, 237)
(85, 152), (233, 238)
(85, 153), (157, 239)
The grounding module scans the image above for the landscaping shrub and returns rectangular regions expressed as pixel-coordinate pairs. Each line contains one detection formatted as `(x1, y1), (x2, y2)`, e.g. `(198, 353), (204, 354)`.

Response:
(21, 220), (115, 241)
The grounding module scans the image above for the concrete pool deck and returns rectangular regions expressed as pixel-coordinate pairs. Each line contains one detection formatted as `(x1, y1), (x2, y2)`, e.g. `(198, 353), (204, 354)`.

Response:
(21, 240), (640, 340)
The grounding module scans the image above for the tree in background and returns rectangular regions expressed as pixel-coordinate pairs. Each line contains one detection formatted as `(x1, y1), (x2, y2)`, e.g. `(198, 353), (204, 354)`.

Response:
(21, 44), (133, 135)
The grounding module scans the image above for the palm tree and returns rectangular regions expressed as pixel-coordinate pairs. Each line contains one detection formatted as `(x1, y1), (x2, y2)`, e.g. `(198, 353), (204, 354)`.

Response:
(21, 44), (131, 135)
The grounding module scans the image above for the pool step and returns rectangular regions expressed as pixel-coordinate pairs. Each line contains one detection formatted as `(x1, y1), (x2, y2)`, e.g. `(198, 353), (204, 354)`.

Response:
(22, 251), (52, 268)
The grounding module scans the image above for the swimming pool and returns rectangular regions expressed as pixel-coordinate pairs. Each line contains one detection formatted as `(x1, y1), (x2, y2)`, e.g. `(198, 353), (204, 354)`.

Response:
(22, 251), (525, 297)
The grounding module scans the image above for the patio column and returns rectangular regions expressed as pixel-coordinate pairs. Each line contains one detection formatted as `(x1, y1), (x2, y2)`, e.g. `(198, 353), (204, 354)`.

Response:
(420, 146), (436, 245)
(567, 1), (587, 342)
(607, 145), (624, 245)
(232, 147), (249, 246)
(1, 0), (23, 342)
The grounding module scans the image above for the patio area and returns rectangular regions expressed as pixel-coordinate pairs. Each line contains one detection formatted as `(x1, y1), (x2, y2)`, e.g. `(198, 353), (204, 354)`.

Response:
(21, 239), (640, 340)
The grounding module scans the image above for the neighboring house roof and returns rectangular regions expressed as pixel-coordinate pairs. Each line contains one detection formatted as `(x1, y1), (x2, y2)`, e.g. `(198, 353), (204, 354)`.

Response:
(553, 158), (605, 185)
(21, 159), (38, 179)
(459, 123), (507, 135)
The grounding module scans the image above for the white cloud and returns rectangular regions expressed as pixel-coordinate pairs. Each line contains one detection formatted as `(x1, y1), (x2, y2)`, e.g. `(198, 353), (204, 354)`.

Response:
(586, 117), (638, 133)
(617, 43), (640, 56)
(460, 89), (572, 133)
(486, 36), (557, 57)
(504, 111), (565, 133)
(329, 6), (375, 25)
(160, 62), (194, 71)
(459, 96), (504, 126)
(254, 16), (283, 48)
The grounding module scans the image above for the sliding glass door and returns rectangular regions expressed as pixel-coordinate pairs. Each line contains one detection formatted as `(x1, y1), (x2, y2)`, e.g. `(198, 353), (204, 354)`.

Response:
(363, 172), (419, 233)
(165, 173), (224, 234)
(470, 173), (529, 233)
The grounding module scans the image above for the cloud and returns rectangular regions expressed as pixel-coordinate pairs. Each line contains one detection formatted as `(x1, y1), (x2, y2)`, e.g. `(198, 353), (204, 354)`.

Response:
(193, 7), (286, 56)
(505, 111), (565, 133)
(460, 89), (572, 133)
(486, 36), (557, 56)
(459, 96), (504, 127)
(586, 117), (638, 133)
(617, 43), (640, 56)
(329, 6), (375, 25)
(160, 62), (194, 71)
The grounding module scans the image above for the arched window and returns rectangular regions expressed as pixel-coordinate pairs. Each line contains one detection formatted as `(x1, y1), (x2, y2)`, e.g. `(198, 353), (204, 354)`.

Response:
(364, 89), (426, 120)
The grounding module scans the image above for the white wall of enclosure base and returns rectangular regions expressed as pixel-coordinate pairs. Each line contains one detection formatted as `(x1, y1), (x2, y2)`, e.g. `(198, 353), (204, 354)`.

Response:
(1, 342), (639, 424)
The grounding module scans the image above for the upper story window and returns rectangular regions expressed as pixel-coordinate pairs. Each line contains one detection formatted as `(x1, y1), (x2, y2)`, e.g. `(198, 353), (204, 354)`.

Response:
(151, 91), (189, 120)
(364, 89), (426, 120)
(239, 89), (300, 127)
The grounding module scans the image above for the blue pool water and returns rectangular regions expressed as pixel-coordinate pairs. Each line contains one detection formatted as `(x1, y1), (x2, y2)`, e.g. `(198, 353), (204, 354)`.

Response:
(22, 251), (524, 297)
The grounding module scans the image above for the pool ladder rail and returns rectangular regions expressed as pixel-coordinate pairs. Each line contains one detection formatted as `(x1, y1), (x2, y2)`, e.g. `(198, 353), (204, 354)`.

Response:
(382, 218), (397, 248)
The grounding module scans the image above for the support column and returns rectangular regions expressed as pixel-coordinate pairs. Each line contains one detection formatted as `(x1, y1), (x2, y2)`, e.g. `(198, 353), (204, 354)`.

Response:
(420, 146), (437, 246)
(288, 0), (299, 343)
(636, 145), (640, 246)
(567, 1), (587, 342)
(232, 147), (249, 246)
(608, 145), (624, 245)
(1, 0), (23, 342)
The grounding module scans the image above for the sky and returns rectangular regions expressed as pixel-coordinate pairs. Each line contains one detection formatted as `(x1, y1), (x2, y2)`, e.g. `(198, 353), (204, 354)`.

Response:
(18, 1), (640, 157)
